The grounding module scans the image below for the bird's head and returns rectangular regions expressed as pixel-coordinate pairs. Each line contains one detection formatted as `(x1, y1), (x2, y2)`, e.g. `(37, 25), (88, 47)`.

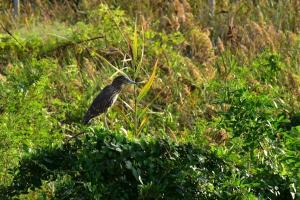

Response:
(112, 75), (136, 88)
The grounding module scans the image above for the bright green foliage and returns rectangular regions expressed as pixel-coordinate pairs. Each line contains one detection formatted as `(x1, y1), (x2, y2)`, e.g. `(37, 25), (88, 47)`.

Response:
(0, 1), (299, 199)
(0, 129), (294, 199)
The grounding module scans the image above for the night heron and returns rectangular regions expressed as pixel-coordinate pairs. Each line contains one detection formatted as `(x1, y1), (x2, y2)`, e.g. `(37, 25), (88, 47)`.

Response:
(82, 75), (136, 125)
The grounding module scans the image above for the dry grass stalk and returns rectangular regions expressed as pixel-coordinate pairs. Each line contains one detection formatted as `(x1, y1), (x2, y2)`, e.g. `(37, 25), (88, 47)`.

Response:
(189, 28), (215, 66)
(216, 37), (225, 53)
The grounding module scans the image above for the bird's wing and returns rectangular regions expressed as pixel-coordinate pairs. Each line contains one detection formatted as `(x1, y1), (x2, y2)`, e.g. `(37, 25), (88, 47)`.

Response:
(91, 85), (115, 113)
(83, 85), (115, 124)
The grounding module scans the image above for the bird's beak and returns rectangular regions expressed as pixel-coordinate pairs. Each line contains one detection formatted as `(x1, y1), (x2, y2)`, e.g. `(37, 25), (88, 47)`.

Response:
(132, 78), (144, 84)
(127, 79), (136, 84)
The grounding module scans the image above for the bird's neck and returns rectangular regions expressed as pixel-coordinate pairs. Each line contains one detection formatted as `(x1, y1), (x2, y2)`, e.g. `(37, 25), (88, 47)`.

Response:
(112, 84), (122, 92)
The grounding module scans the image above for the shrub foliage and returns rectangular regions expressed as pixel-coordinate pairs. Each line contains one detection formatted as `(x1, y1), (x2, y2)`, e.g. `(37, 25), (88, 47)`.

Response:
(0, 1), (299, 199)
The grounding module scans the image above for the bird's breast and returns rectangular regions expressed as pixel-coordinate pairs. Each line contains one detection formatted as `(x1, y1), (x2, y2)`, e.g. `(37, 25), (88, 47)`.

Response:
(111, 93), (119, 106)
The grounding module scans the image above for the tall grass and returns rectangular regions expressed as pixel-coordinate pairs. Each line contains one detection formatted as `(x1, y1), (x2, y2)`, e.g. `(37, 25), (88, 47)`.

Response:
(0, 1), (299, 199)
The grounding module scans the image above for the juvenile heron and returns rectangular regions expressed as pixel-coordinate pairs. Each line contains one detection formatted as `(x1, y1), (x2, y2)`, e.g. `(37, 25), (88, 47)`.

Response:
(82, 75), (136, 125)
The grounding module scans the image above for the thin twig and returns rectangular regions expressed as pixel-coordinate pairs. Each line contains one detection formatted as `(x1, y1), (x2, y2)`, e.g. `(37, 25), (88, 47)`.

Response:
(64, 131), (85, 143)
(40, 35), (104, 56)
(0, 22), (25, 49)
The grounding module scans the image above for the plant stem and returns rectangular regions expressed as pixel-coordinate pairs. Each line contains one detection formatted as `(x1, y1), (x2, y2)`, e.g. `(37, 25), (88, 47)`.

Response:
(134, 80), (138, 136)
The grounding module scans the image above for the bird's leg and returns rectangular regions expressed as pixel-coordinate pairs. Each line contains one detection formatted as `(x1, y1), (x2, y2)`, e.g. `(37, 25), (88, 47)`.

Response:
(104, 113), (109, 129)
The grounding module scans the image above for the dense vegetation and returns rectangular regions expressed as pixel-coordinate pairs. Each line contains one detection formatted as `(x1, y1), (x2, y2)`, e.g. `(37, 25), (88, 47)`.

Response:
(0, 0), (299, 199)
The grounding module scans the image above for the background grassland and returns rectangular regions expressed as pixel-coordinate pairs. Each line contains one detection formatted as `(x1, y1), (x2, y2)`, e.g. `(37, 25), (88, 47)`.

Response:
(0, 0), (299, 199)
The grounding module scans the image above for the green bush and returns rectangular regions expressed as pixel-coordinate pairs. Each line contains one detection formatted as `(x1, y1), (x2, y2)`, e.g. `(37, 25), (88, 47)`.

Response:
(0, 129), (294, 200)
(0, 2), (299, 199)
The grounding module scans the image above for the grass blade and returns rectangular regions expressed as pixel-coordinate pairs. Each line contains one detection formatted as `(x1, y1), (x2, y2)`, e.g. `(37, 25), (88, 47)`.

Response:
(138, 89), (163, 119)
(135, 26), (144, 78)
(137, 59), (158, 102)
(132, 21), (138, 64)
(93, 51), (126, 76)
(137, 115), (149, 135)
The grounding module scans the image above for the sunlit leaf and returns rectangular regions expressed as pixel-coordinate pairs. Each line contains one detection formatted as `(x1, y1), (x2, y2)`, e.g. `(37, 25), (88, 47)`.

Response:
(138, 89), (163, 119)
(137, 59), (158, 102)
(137, 115), (149, 135)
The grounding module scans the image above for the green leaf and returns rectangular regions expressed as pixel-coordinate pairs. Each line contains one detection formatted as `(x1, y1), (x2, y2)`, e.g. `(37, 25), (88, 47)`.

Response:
(137, 59), (158, 102)
(138, 89), (163, 119)
(137, 115), (149, 135)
